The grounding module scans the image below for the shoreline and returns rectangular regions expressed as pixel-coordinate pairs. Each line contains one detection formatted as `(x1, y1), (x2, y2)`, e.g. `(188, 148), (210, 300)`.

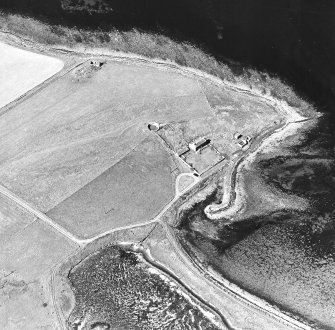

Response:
(0, 32), (321, 330)
(204, 118), (317, 220)
(0, 29), (319, 120)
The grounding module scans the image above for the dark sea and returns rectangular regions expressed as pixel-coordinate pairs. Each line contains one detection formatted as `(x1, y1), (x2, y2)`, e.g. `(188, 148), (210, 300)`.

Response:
(1, 0), (334, 112)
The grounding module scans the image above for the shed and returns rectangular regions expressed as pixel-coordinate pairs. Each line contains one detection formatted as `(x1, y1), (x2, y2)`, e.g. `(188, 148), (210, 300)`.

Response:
(189, 137), (210, 152)
(234, 132), (243, 140)
(237, 136), (251, 148)
(90, 60), (103, 67)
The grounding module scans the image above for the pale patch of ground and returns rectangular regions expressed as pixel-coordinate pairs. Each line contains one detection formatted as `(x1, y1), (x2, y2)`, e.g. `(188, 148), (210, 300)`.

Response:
(178, 175), (195, 193)
(0, 274), (56, 330)
(0, 42), (63, 109)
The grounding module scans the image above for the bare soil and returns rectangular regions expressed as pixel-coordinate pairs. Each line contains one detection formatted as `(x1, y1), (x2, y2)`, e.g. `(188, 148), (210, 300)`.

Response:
(0, 41), (63, 109)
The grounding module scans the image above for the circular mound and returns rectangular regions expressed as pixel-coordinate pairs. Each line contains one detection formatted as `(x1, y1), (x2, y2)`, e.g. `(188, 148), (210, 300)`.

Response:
(148, 122), (160, 132)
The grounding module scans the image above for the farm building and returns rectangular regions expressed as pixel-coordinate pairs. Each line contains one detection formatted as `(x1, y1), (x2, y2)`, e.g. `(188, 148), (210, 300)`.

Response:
(233, 132), (243, 140)
(178, 146), (190, 157)
(189, 137), (210, 152)
(90, 60), (104, 67)
(237, 136), (251, 148)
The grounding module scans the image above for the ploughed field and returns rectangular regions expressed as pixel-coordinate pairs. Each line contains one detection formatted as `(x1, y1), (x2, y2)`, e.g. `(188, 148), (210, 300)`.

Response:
(0, 42), (63, 109)
(68, 245), (221, 330)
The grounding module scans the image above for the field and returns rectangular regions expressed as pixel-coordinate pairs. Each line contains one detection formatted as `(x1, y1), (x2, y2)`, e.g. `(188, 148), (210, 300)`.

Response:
(0, 42), (63, 109)
(0, 12), (316, 116)
(0, 42), (285, 243)
(0, 194), (35, 241)
(184, 145), (224, 174)
(158, 81), (283, 175)
(0, 216), (77, 329)
(0, 60), (211, 212)
(0, 40), (294, 329)
(47, 136), (178, 238)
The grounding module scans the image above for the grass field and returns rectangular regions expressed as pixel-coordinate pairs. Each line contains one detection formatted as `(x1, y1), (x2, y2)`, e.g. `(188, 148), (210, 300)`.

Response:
(0, 219), (77, 280)
(0, 194), (35, 242)
(159, 81), (283, 165)
(47, 136), (177, 238)
(184, 146), (223, 174)
(0, 219), (77, 329)
(0, 60), (211, 212)
(0, 42), (63, 109)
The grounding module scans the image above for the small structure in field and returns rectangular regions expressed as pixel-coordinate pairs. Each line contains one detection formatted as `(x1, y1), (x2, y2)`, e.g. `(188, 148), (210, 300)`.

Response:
(189, 137), (210, 152)
(237, 135), (251, 148)
(148, 122), (161, 132)
(90, 60), (104, 68)
(233, 132), (243, 140)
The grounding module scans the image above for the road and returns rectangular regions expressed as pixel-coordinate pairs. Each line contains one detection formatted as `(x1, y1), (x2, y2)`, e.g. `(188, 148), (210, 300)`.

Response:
(0, 149), (312, 329)
(160, 221), (312, 330)
(0, 184), (83, 246)
(0, 171), (200, 247)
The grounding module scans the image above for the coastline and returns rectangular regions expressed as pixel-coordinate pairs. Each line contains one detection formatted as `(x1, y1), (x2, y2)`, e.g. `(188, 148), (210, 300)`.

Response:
(0, 32), (321, 330)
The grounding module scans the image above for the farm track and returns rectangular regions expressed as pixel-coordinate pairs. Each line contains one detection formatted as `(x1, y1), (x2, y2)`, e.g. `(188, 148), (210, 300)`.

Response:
(0, 169), (200, 246)
(0, 35), (317, 329)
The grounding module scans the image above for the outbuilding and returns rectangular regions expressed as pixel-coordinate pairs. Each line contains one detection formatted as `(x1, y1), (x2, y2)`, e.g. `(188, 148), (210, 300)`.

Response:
(90, 60), (104, 68)
(233, 132), (243, 140)
(189, 137), (210, 152)
(237, 136), (251, 148)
